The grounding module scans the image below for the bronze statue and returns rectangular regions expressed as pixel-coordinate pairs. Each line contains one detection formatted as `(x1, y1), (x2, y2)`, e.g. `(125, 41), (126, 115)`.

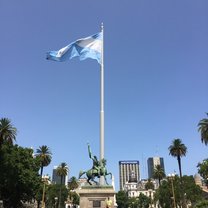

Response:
(79, 143), (112, 185)
(88, 143), (101, 176)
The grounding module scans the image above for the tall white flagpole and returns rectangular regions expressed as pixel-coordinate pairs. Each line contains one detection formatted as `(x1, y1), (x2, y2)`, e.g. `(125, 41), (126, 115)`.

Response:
(100, 23), (105, 185)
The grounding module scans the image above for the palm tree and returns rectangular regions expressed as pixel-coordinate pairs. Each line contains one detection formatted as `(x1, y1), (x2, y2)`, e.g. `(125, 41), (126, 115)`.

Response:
(35, 145), (52, 176)
(145, 178), (154, 190)
(153, 164), (166, 186)
(68, 177), (79, 206)
(56, 162), (68, 208)
(198, 113), (208, 145)
(68, 176), (78, 191)
(168, 138), (187, 178)
(0, 118), (17, 148)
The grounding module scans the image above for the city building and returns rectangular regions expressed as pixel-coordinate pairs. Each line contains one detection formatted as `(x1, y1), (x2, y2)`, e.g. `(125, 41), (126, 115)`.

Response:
(147, 157), (165, 179)
(124, 177), (156, 206)
(119, 160), (140, 190)
(52, 166), (68, 186)
(123, 170), (138, 197)
(194, 174), (202, 187)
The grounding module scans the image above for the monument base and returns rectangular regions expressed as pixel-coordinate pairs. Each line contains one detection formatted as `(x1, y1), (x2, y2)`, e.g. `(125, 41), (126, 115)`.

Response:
(78, 185), (116, 208)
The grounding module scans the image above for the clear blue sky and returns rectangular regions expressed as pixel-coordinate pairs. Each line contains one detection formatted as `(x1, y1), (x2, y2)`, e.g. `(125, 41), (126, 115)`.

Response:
(1, 0), (208, 191)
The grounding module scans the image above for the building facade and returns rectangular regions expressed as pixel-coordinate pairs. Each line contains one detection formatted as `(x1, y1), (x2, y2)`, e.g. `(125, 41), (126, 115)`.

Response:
(119, 160), (140, 190)
(147, 157), (165, 179)
(124, 179), (157, 207)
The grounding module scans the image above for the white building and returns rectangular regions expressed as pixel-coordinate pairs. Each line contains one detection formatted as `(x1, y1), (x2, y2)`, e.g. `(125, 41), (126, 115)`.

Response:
(124, 178), (156, 199)
(123, 172), (157, 207)
(119, 160), (140, 190)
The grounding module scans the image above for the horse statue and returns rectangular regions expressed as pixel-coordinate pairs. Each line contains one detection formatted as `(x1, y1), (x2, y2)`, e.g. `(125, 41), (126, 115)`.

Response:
(79, 158), (112, 185)
(79, 143), (112, 185)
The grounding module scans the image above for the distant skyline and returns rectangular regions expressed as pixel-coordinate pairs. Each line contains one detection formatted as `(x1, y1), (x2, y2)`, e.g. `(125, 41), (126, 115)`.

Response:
(1, 0), (208, 191)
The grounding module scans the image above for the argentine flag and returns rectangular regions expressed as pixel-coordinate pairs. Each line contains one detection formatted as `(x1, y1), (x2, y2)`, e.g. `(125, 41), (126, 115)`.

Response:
(46, 32), (102, 64)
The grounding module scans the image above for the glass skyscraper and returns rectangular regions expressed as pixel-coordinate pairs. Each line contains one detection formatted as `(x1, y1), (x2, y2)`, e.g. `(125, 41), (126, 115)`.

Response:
(147, 157), (165, 179)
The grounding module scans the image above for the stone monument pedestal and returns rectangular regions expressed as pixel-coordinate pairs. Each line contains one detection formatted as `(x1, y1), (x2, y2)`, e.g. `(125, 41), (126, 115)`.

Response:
(78, 185), (116, 208)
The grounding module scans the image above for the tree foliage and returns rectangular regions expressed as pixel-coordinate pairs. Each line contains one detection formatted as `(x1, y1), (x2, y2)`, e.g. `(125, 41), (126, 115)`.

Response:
(194, 200), (208, 208)
(154, 175), (202, 208)
(198, 113), (208, 145)
(36, 145), (52, 176)
(116, 191), (129, 208)
(145, 179), (154, 190)
(128, 197), (137, 208)
(56, 162), (68, 208)
(57, 162), (68, 184)
(182, 175), (202, 204)
(168, 138), (187, 178)
(0, 118), (17, 148)
(137, 194), (151, 208)
(116, 191), (151, 208)
(0, 144), (41, 208)
(68, 176), (79, 191)
(45, 184), (68, 208)
(68, 190), (80, 207)
(68, 176), (79, 207)
(153, 164), (166, 186)
(197, 159), (208, 187)
(154, 180), (172, 208)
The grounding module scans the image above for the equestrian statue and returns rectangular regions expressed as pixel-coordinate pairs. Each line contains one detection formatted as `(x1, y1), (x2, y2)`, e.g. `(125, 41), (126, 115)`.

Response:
(79, 143), (112, 185)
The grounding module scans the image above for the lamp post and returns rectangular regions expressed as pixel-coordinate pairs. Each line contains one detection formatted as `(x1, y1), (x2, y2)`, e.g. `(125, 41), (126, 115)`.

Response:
(41, 175), (49, 208)
(184, 193), (187, 208)
(168, 174), (176, 208)
(148, 189), (153, 208)
(54, 197), (58, 208)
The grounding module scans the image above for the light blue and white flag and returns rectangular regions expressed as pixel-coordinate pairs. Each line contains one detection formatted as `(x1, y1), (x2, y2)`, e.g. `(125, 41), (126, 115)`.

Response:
(46, 32), (102, 64)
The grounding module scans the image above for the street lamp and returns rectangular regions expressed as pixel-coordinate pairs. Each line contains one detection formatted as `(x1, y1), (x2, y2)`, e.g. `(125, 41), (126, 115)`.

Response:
(148, 189), (153, 208)
(54, 197), (58, 208)
(168, 174), (176, 208)
(41, 175), (49, 208)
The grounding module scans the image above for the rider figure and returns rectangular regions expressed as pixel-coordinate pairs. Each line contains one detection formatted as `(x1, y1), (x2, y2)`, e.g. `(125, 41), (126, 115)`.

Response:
(88, 143), (100, 176)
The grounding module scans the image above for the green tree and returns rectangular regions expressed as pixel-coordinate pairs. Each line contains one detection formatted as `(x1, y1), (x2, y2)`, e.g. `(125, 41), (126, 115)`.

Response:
(153, 165), (166, 186)
(197, 159), (208, 187)
(45, 184), (68, 208)
(56, 162), (68, 208)
(0, 118), (17, 149)
(137, 193), (151, 208)
(116, 190), (129, 208)
(68, 176), (79, 191)
(68, 176), (79, 207)
(182, 175), (202, 204)
(68, 191), (80, 207)
(154, 175), (202, 208)
(145, 179), (154, 190)
(198, 113), (208, 145)
(194, 200), (208, 208)
(128, 197), (138, 208)
(168, 138), (187, 178)
(36, 145), (52, 176)
(0, 144), (41, 208)
(154, 180), (172, 208)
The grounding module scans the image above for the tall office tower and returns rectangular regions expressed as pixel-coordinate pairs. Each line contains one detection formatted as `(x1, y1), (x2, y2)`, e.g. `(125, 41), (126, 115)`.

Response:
(119, 160), (140, 190)
(147, 157), (165, 179)
(52, 166), (68, 186)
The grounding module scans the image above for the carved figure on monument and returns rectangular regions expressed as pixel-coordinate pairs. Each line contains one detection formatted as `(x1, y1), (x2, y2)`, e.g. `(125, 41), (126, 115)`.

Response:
(105, 197), (113, 208)
(88, 143), (101, 177)
(79, 143), (112, 185)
